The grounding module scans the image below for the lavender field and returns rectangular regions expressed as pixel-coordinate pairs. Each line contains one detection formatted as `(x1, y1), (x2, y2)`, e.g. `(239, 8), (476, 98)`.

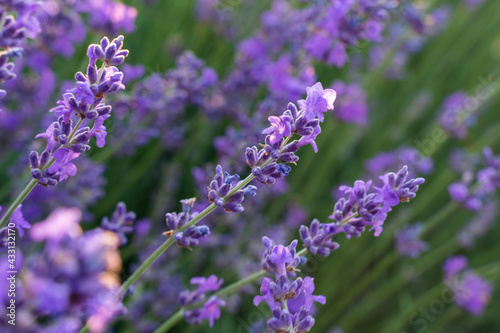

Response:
(0, 1), (499, 332)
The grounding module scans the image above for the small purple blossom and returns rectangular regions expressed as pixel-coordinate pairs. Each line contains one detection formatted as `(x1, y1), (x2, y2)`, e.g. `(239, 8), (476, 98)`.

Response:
(262, 115), (292, 145)
(48, 148), (80, 181)
(443, 256), (492, 316)
(180, 275), (225, 326)
(101, 202), (136, 245)
(297, 82), (337, 122)
(208, 165), (257, 212)
(394, 223), (429, 259)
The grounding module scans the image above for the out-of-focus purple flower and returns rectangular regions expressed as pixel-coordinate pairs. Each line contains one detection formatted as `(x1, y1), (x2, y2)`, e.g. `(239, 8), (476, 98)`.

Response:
(394, 223), (429, 258)
(457, 201), (497, 248)
(443, 255), (469, 278)
(448, 182), (482, 211)
(198, 295), (226, 327)
(77, 0), (138, 35)
(439, 91), (473, 139)
(464, 0), (485, 9)
(29, 207), (83, 243)
(9, 205), (31, 237)
(453, 273), (492, 316)
(331, 81), (368, 126)
(180, 275), (225, 326)
(365, 147), (434, 179)
(443, 256), (492, 316)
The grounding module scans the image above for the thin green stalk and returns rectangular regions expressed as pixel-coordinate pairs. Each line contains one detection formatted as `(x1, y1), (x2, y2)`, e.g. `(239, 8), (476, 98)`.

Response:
(120, 237), (176, 296)
(0, 179), (37, 229)
(152, 309), (184, 333)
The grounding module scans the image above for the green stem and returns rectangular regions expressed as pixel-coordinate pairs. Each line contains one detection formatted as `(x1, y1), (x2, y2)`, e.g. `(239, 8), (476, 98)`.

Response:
(0, 179), (37, 229)
(152, 309), (184, 333)
(119, 237), (175, 296)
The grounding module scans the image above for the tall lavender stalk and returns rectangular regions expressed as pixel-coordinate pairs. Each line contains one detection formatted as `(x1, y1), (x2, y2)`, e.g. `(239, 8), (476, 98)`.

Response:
(0, 35), (129, 228)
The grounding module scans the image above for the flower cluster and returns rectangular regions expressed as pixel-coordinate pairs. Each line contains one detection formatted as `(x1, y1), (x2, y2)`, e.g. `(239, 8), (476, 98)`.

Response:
(448, 147), (500, 211)
(0, 207), (126, 332)
(164, 198), (211, 248)
(365, 147), (434, 180)
(255, 237), (325, 333)
(179, 275), (226, 327)
(101, 201), (136, 245)
(109, 50), (218, 154)
(208, 165), (257, 212)
(0, 205), (31, 246)
(457, 201), (497, 248)
(443, 256), (492, 316)
(394, 223), (429, 259)
(0, 0), (42, 101)
(247, 82), (335, 173)
(300, 166), (424, 257)
(439, 91), (477, 139)
(28, 35), (128, 187)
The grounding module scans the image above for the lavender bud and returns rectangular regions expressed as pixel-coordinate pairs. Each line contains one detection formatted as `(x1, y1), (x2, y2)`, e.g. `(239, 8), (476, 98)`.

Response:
(40, 151), (50, 166)
(31, 168), (42, 179)
(29, 151), (39, 168)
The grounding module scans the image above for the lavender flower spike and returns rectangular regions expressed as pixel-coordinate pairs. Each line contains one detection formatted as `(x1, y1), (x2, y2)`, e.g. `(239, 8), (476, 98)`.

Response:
(101, 202), (137, 245)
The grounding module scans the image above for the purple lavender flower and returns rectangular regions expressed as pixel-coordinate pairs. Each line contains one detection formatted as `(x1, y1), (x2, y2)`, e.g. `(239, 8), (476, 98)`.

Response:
(180, 275), (225, 326)
(330, 81), (368, 126)
(299, 219), (339, 257)
(29, 207), (83, 243)
(262, 115), (292, 145)
(256, 237), (325, 333)
(324, 166), (425, 239)
(443, 256), (492, 316)
(447, 147), (500, 211)
(28, 35), (129, 188)
(365, 147), (434, 179)
(208, 165), (257, 212)
(457, 201), (497, 248)
(9, 204), (31, 237)
(443, 255), (469, 278)
(439, 91), (473, 139)
(394, 223), (429, 259)
(261, 237), (300, 276)
(297, 82), (337, 122)
(14, 209), (125, 331)
(198, 295), (226, 327)
(48, 148), (80, 181)
(87, 35), (129, 66)
(375, 165), (425, 206)
(101, 202), (136, 245)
